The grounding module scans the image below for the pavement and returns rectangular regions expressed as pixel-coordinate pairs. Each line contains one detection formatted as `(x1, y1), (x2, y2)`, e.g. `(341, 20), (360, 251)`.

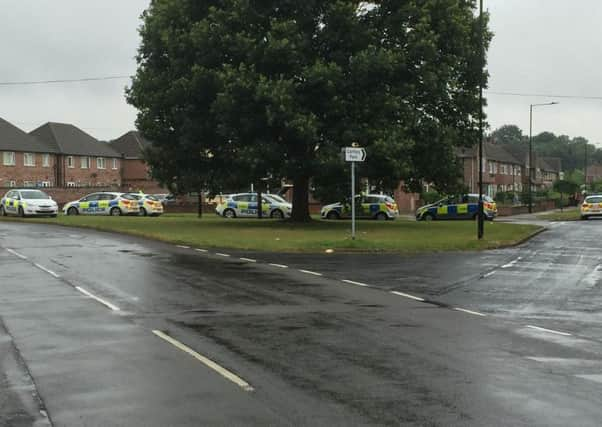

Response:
(1, 218), (602, 426)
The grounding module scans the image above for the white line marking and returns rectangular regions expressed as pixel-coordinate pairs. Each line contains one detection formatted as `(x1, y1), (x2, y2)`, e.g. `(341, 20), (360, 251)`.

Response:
(342, 279), (371, 287)
(152, 330), (254, 392)
(6, 248), (27, 260)
(269, 263), (288, 268)
(391, 291), (425, 302)
(215, 253), (231, 257)
(239, 258), (257, 263)
(176, 245), (190, 249)
(454, 307), (487, 317)
(501, 256), (523, 269)
(299, 269), (323, 276)
(34, 263), (60, 278)
(75, 286), (120, 311)
(526, 325), (572, 336)
(195, 249), (208, 253)
(483, 271), (496, 278)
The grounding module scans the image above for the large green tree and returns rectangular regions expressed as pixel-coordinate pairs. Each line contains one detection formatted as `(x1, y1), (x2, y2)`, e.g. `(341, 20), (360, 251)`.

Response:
(128, 0), (490, 221)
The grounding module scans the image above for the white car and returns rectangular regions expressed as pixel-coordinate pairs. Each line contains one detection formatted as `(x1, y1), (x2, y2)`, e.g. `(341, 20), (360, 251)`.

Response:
(63, 192), (140, 216)
(216, 193), (292, 219)
(0, 189), (58, 217)
(125, 193), (164, 216)
(581, 195), (602, 220)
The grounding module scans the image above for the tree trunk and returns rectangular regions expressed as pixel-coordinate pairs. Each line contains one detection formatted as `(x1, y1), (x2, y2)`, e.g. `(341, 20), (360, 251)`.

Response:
(197, 192), (203, 218)
(257, 189), (263, 219)
(290, 175), (311, 222)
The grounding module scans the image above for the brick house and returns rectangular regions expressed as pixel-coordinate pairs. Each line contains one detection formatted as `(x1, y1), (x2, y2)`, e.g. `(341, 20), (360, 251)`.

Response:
(110, 131), (164, 193)
(0, 117), (59, 189)
(458, 141), (524, 197)
(30, 122), (121, 189)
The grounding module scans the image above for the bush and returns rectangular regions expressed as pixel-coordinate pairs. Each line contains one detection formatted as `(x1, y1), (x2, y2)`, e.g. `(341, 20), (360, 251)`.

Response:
(421, 191), (442, 205)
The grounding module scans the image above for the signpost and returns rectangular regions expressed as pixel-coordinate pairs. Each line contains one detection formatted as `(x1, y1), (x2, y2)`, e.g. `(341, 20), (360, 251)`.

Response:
(344, 146), (366, 240)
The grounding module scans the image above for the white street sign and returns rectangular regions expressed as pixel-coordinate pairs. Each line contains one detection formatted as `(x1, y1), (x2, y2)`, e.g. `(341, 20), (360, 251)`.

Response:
(345, 147), (366, 162)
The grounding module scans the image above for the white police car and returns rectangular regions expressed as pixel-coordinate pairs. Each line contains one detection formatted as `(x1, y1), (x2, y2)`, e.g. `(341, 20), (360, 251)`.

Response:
(216, 193), (292, 219)
(125, 193), (164, 216)
(0, 189), (59, 217)
(63, 192), (140, 216)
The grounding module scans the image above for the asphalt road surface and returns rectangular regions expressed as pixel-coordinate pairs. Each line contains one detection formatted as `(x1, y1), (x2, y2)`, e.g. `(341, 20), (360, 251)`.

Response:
(1, 220), (602, 426)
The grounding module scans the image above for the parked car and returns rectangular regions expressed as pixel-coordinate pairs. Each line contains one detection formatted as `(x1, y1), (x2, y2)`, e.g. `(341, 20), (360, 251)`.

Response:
(415, 194), (497, 221)
(125, 193), (164, 216)
(152, 193), (176, 206)
(321, 194), (399, 220)
(63, 192), (140, 216)
(580, 195), (602, 220)
(0, 189), (58, 217)
(215, 193), (292, 219)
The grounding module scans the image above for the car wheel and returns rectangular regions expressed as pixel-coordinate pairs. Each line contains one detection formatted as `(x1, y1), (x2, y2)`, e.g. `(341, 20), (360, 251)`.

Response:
(326, 211), (340, 220)
(423, 213), (434, 221)
(140, 207), (148, 217)
(270, 209), (284, 219)
(375, 212), (388, 221)
(67, 207), (78, 216)
(110, 207), (122, 216)
(0, 206), (5, 217)
(223, 209), (236, 219)
(18, 207), (25, 218)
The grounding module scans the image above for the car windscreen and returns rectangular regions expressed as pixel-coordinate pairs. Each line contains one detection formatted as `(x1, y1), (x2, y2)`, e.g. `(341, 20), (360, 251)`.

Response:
(145, 195), (159, 201)
(121, 194), (139, 200)
(20, 190), (50, 200)
(265, 194), (288, 203)
(585, 196), (602, 204)
(126, 194), (142, 200)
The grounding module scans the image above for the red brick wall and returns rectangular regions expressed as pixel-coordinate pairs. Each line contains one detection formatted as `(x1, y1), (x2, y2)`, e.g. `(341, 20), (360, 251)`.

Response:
(393, 183), (421, 213)
(120, 159), (165, 193)
(0, 152), (57, 187)
(61, 155), (121, 188)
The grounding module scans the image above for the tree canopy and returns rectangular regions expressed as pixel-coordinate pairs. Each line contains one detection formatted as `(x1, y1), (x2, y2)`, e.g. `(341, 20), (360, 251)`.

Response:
(128, 0), (491, 220)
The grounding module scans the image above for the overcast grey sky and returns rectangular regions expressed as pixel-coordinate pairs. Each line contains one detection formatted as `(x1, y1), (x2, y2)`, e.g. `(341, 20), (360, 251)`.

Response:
(1, 0), (601, 144)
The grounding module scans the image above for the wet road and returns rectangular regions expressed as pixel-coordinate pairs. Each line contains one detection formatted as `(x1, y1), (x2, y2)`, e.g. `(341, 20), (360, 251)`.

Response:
(1, 220), (602, 426)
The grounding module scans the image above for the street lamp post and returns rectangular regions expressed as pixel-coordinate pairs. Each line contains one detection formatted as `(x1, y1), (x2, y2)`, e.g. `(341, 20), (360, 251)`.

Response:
(477, 0), (485, 239)
(528, 102), (558, 213)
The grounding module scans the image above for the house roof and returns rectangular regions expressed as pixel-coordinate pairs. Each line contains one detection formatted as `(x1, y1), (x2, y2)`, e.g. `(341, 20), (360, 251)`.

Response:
(456, 142), (522, 164)
(110, 131), (151, 159)
(0, 117), (59, 153)
(30, 122), (120, 157)
(540, 157), (562, 172)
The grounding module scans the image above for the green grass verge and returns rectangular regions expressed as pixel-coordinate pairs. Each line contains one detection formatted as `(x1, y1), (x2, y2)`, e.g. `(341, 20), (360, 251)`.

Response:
(0, 214), (542, 253)
(537, 208), (581, 221)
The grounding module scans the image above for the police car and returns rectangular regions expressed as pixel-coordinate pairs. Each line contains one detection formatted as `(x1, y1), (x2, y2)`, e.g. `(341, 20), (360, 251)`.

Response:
(63, 192), (140, 216)
(415, 194), (497, 221)
(321, 194), (399, 220)
(0, 189), (58, 217)
(580, 194), (602, 220)
(215, 193), (292, 219)
(125, 193), (164, 216)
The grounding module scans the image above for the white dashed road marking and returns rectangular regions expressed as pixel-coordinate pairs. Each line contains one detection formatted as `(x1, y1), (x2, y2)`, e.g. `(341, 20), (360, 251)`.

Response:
(269, 263), (288, 269)
(342, 279), (371, 287)
(6, 248), (27, 260)
(195, 249), (208, 253)
(176, 245), (191, 249)
(390, 291), (425, 302)
(216, 253), (231, 257)
(501, 257), (522, 269)
(75, 286), (121, 312)
(34, 263), (60, 278)
(152, 330), (254, 392)
(482, 271), (496, 278)
(526, 325), (572, 336)
(454, 307), (487, 317)
(299, 269), (323, 276)
(239, 258), (257, 263)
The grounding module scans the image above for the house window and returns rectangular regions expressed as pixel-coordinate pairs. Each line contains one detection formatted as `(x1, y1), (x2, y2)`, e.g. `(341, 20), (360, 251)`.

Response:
(81, 156), (89, 169)
(67, 156), (75, 168)
(23, 181), (35, 188)
(3, 152), (15, 166)
(42, 154), (50, 167)
(7, 180), (16, 188)
(41, 181), (51, 187)
(97, 157), (106, 169)
(24, 153), (35, 167)
(66, 181), (76, 188)
(488, 161), (496, 174)
(112, 158), (118, 170)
